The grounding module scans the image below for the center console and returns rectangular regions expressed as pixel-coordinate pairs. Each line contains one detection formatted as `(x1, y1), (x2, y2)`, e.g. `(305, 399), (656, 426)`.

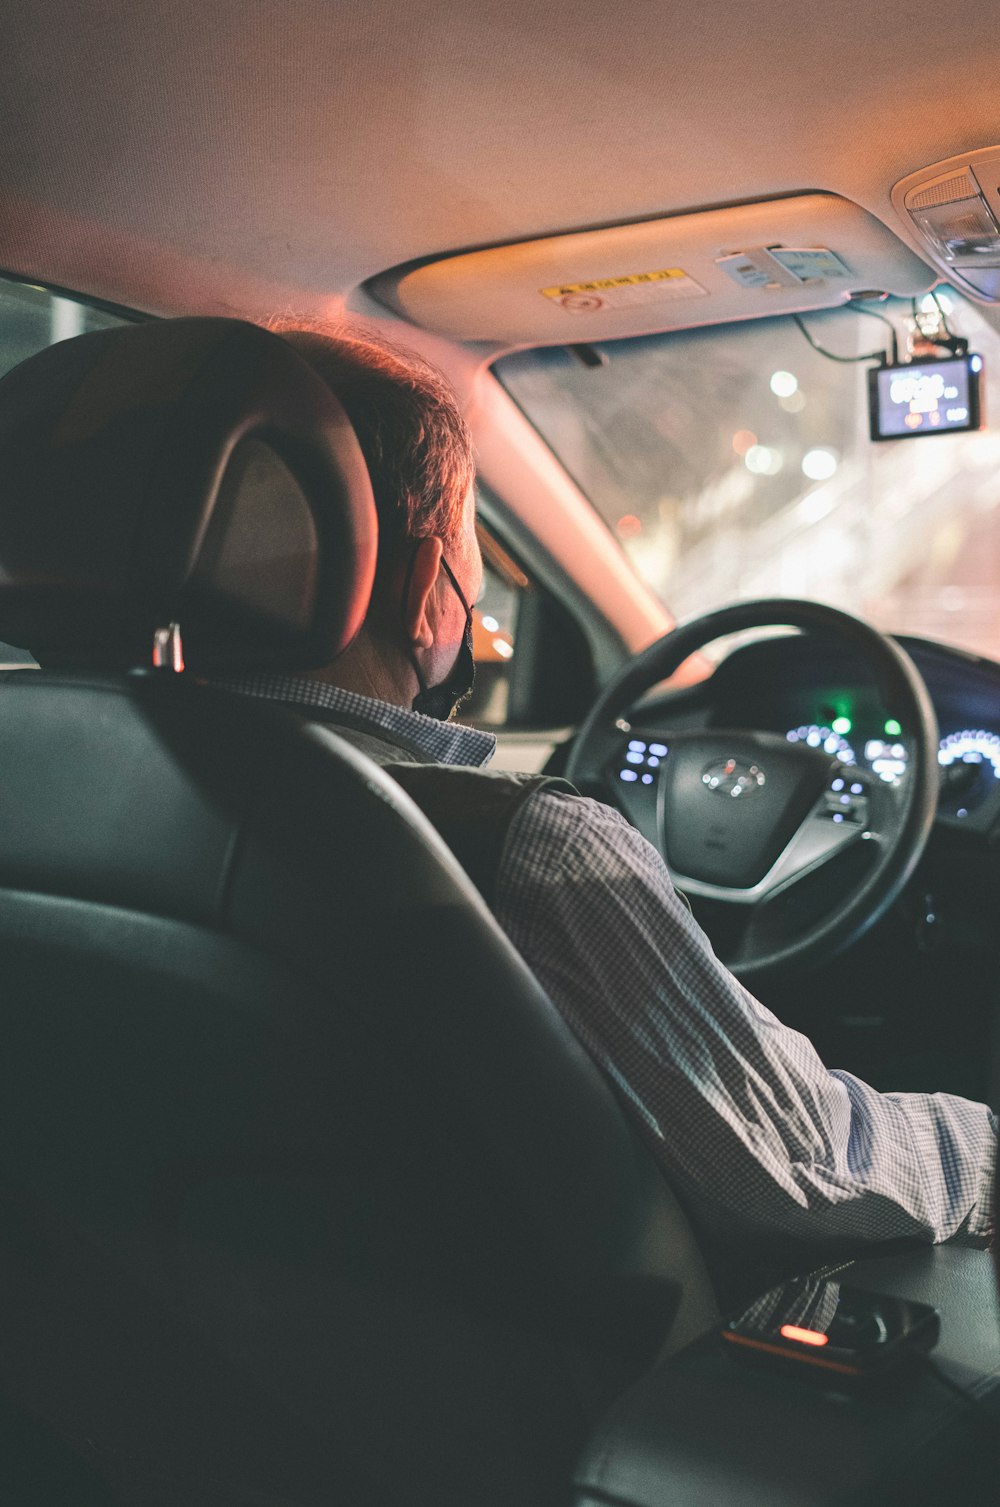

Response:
(574, 1245), (1000, 1506)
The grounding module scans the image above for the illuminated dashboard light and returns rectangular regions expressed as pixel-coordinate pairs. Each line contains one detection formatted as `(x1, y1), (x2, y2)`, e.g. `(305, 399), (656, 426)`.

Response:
(620, 770), (638, 783)
(650, 743), (668, 756)
(647, 756), (660, 767)
(832, 716), (852, 735)
(791, 724), (857, 764)
(780, 1325), (829, 1348)
(628, 740), (647, 752)
(884, 719), (902, 736)
(831, 778), (845, 791)
(833, 813), (844, 823)
(626, 751), (643, 764)
(938, 729), (1000, 781)
(850, 783), (864, 795)
(957, 807), (969, 817)
(641, 773), (654, 785)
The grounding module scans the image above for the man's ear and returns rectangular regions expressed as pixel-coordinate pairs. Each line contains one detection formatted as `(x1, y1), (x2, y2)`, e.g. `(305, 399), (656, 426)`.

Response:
(399, 536), (444, 648)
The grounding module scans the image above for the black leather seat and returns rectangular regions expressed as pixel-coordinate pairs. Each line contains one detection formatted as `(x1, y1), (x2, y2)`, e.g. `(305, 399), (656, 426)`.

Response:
(0, 318), (716, 1506)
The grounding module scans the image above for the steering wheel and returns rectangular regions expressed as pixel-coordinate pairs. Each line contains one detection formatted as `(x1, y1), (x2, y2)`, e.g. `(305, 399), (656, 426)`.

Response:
(565, 599), (939, 985)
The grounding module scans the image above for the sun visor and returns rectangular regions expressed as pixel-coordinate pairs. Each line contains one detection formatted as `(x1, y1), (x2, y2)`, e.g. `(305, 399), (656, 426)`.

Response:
(371, 194), (934, 347)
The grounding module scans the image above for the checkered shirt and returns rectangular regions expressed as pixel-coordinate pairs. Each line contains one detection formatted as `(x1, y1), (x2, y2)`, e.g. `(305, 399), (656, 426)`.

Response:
(220, 674), (996, 1249)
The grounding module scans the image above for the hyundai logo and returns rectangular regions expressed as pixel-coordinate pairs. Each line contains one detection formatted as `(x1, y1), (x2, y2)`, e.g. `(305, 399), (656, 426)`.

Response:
(702, 759), (766, 798)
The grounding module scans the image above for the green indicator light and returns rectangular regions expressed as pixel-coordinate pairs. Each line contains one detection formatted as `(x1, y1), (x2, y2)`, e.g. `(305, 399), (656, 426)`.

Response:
(884, 718), (902, 736)
(831, 716), (852, 735)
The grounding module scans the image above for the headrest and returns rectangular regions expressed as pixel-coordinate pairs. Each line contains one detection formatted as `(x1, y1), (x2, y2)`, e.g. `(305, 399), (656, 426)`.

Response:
(0, 317), (378, 671)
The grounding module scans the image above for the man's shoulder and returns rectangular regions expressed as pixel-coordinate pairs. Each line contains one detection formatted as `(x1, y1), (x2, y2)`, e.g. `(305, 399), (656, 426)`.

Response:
(385, 763), (577, 908)
(388, 762), (575, 803)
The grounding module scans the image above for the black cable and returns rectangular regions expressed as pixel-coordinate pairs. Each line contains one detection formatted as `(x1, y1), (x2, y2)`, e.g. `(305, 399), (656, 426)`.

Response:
(852, 305), (900, 366)
(792, 311), (896, 367)
(930, 288), (955, 339)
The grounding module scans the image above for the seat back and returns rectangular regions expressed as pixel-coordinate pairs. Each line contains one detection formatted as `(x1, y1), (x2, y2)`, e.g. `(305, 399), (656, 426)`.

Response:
(0, 320), (716, 1505)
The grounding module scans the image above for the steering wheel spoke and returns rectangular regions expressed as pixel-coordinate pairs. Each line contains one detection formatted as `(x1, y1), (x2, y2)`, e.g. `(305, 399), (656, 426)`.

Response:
(670, 778), (871, 906)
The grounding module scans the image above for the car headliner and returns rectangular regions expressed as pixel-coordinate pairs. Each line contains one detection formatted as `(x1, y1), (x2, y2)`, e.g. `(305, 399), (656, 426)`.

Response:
(5, 0), (1000, 653)
(5, 0), (1000, 337)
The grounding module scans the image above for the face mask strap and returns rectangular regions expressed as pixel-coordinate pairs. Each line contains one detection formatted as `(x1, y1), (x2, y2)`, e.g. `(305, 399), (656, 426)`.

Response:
(400, 540), (475, 719)
(438, 554), (474, 639)
(400, 542), (431, 700)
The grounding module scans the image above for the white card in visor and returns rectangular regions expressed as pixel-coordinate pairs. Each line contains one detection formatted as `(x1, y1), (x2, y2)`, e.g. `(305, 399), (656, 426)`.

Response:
(868, 353), (983, 441)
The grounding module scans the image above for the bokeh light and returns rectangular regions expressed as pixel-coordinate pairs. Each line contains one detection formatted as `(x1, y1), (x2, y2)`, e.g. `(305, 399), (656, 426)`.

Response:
(769, 370), (799, 398)
(801, 448), (838, 481)
(745, 444), (783, 476)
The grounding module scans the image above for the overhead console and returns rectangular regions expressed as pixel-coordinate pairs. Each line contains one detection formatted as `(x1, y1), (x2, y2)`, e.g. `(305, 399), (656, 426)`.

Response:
(893, 145), (1000, 303)
(370, 193), (934, 346)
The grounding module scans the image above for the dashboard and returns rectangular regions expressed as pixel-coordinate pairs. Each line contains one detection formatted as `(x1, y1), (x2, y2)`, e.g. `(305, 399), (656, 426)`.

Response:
(615, 633), (1000, 840)
(595, 627), (1000, 1103)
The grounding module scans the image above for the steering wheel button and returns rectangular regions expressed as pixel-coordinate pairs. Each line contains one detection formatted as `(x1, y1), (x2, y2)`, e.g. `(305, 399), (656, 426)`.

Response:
(619, 769), (638, 782)
(626, 751), (643, 764)
(649, 743), (668, 756)
(628, 739), (647, 752)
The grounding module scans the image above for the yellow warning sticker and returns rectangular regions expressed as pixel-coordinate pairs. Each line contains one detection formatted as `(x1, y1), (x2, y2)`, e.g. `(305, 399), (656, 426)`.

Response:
(540, 268), (707, 313)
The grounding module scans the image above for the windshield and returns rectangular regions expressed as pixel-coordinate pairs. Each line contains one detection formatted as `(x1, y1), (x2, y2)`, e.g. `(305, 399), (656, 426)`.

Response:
(496, 293), (1000, 660)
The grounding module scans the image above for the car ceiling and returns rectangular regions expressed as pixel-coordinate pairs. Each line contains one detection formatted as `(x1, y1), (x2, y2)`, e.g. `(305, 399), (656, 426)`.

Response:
(6, 0), (1000, 340)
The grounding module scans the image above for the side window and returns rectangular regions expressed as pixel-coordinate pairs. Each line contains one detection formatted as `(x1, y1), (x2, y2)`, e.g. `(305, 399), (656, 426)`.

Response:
(0, 275), (132, 666)
(465, 528), (525, 726)
(0, 273), (128, 381)
(463, 510), (596, 729)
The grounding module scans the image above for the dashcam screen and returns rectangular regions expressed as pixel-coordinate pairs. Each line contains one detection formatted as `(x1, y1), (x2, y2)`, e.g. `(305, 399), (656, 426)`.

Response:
(870, 355), (982, 441)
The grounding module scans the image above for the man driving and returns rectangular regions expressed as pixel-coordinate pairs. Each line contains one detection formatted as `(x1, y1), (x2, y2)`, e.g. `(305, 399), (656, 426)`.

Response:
(219, 323), (996, 1270)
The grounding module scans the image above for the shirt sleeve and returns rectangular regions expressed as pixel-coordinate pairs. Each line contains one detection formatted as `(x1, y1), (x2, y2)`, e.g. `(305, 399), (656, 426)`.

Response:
(495, 790), (996, 1249)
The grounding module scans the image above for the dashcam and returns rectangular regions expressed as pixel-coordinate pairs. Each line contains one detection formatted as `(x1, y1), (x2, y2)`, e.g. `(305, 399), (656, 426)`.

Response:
(868, 353), (983, 442)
